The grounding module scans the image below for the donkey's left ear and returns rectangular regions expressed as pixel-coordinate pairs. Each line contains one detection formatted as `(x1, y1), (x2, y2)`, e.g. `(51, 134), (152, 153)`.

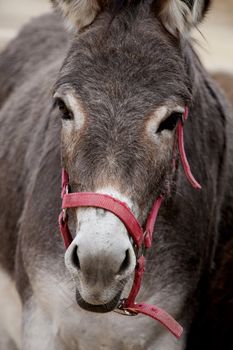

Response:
(51, 0), (100, 31)
(154, 0), (211, 36)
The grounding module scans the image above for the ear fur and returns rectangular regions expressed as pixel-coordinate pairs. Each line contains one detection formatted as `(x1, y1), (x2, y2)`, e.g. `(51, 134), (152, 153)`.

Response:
(51, 0), (211, 33)
(155, 0), (211, 36)
(51, 0), (100, 31)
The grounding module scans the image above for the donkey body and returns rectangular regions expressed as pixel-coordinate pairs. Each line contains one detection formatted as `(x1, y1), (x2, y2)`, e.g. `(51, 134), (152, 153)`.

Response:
(0, 1), (233, 349)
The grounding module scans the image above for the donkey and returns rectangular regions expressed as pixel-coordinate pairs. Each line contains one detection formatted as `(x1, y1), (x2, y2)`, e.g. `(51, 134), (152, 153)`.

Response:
(0, 0), (232, 349)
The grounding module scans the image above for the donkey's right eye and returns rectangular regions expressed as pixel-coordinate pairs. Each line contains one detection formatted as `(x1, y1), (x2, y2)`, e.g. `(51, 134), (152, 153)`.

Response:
(156, 112), (182, 133)
(56, 98), (74, 121)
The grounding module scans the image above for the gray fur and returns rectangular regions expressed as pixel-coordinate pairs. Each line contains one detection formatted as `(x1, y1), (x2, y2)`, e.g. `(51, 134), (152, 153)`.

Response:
(0, 3), (232, 350)
(50, 0), (212, 34)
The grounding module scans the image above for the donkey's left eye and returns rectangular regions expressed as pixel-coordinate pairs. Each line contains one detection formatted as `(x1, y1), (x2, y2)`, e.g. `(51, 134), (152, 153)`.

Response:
(56, 98), (74, 121)
(156, 112), (182, 133)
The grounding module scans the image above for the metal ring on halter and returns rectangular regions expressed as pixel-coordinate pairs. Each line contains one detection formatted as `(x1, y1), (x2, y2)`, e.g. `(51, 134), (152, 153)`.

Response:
(114, 299), (138, 316)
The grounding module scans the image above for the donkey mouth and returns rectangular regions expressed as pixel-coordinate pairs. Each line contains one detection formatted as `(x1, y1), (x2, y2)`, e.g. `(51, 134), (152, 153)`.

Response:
(76, 289), (122, 313)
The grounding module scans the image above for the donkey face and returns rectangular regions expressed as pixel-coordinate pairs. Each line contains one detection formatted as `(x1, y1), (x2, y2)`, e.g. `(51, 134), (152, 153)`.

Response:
(53, 1), (209, 312)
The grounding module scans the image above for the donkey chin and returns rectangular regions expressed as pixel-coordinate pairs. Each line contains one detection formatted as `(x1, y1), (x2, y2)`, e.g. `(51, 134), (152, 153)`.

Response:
(64, 204), (137, 313)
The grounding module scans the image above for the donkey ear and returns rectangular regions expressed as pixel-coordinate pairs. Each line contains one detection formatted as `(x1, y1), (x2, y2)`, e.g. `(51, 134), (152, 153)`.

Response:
(51, 0), (100, 31)
(154, 0), (211, 36)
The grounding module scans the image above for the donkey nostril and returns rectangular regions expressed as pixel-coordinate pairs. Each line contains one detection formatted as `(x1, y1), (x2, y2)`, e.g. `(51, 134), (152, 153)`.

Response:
(118, 249), (131, 275)
(71, 245), (81, 270)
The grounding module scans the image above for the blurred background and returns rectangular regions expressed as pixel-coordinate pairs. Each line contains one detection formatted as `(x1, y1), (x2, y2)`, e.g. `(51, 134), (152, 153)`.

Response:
(0, 0), (233, 72)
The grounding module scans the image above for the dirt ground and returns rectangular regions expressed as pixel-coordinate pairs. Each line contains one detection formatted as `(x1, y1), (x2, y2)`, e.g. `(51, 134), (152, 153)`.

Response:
(0, 0), (233, 72)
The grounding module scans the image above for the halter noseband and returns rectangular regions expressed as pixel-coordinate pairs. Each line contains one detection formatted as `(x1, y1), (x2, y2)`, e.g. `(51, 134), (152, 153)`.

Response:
(58, 107), (201, 339)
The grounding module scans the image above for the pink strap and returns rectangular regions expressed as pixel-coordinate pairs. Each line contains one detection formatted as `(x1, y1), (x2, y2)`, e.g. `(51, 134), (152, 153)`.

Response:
(144, 195), (164, 248)
(177, 108), (201, 190)
(124, 303), (183, 339)
(119, 256), (183, 338)
(58, 212), (73, 249)
(60, 170), (162, 250)
(125, 256), (145, 306)
(62, 192), (144, 247)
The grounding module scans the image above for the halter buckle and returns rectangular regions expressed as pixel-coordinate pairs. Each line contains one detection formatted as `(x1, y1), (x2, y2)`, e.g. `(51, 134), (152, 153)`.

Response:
(114, 299), (138, 317)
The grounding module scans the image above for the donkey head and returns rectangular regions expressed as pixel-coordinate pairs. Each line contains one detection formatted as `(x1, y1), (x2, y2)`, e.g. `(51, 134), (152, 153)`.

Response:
(53, 0), (209, 313)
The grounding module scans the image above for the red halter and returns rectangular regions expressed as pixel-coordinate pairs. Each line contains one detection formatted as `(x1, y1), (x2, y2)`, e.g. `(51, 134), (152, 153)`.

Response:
(58, 107), (201, 339)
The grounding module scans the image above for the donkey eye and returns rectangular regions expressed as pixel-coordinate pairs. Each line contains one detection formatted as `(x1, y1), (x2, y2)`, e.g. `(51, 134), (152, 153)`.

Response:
(56, 98), (74, 121)
(156, 112), (182, 133)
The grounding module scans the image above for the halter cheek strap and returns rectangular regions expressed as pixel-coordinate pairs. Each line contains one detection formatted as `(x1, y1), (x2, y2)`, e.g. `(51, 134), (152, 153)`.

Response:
(58, 107), (200, 340)
(178, 107), (201, 190)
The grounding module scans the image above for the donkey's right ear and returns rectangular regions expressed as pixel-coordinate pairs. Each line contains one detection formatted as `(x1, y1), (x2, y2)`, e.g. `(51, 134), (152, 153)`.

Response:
(51, 0), (101, 31)
(153, 0), (211, 36)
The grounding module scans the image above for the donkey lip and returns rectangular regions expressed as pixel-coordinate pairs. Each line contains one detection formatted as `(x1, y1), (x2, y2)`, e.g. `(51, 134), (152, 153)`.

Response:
(76, 290), (122, 313)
